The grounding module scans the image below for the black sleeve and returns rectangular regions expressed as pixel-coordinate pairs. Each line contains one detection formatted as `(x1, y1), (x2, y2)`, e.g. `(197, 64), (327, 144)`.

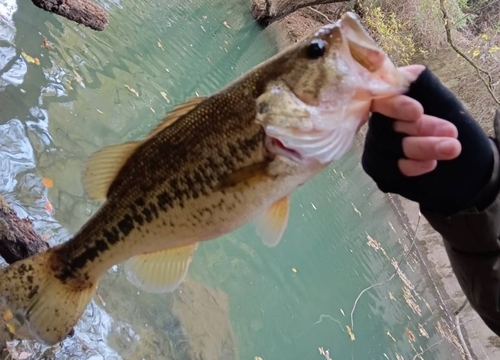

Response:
(421, 111), (500, 335)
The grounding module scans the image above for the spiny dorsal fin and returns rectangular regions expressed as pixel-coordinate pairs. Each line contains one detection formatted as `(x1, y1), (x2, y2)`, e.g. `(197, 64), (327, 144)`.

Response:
(83, 96), (206, 201)
(83, 141), (142, 200)
(146, 96), (206, 139)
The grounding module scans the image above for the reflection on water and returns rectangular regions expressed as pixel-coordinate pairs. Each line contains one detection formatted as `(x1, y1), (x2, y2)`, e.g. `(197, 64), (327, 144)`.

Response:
(0, 0), (464, 359)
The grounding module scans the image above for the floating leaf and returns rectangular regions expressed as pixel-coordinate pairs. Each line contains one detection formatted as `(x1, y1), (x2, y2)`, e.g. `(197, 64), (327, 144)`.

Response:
(386, 330), (396, 342)
(96, 109), (104, 114)
(19, 352), (32, 360)
(157, 39), (164, 51)
(389, 291), (396, 301)
(73, 70), (85, 88)
(160, 91), (170, 103)
(125, 85), (139, 97)
(2, 309), (13, 322)
(406, 327), (415, 343)
(318, 347), (332, 360)
(291, 267), (297, 273)
(45, 199), (53, 213)
(21, 51), (40, 65)
(6, 323), (15, 334)
(42, 177), (54, 188)
(346, 325), (355, 341)
(254, 357), (262, 360)
(418, 323), (429, 338)
(351, 202), (361, 217)
(41, 36), (54, 50)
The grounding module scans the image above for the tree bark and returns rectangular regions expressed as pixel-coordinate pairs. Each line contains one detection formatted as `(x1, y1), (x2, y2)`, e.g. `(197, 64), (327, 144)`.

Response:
(30, 0), (109, 31)
(251, 0), (347, 26)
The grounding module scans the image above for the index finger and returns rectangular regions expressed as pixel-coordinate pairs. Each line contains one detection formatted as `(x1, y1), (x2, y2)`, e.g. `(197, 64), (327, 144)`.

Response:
(370, 94), (423, 122)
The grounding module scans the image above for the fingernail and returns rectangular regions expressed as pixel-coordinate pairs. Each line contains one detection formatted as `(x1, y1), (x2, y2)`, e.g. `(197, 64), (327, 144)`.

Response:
(436, 139), (457, 156)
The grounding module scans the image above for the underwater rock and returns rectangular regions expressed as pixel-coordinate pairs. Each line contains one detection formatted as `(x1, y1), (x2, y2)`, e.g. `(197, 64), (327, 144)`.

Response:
(30, 0), (109, 31)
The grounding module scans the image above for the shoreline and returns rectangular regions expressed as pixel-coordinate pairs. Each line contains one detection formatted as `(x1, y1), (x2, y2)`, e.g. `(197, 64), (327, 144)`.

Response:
(388, 193), (500, 359)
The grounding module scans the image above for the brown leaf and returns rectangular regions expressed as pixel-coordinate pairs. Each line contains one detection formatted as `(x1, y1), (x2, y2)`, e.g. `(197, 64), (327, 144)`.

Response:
(41, 36), (54, 50)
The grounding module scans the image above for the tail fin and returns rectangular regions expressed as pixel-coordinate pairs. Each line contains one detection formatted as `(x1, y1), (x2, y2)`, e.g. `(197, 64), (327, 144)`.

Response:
(0, 249), (97, 345)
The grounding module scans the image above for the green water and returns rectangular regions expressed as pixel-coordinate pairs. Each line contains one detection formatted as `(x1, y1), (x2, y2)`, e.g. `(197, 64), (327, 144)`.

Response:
(0, 0), (464, 359)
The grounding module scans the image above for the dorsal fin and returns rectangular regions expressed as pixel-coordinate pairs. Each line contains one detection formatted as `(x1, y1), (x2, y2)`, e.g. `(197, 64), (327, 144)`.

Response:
(145, 96), (206, 139)
(83, 141), (142, 200)
(83, 96), (207, 201)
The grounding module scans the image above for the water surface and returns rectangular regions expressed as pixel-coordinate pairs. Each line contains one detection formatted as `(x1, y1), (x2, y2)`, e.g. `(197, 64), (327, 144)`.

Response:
(0, 0), (464, 359)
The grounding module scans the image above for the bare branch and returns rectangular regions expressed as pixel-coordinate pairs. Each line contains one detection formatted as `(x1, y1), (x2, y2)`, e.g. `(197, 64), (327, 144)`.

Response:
(439, 0), (500, 106)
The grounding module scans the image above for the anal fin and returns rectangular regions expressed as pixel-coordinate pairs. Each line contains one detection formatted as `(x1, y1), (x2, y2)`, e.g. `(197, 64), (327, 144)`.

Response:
(124, 243), (198, 293)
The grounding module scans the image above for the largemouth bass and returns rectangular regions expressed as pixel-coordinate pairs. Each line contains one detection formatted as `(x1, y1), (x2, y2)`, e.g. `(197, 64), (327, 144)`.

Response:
(0, 12), (409, 345)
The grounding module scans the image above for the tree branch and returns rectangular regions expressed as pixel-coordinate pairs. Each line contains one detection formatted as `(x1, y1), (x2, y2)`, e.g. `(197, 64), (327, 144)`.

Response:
(439, 0), (500, 106)
(251, 0), (347, 26)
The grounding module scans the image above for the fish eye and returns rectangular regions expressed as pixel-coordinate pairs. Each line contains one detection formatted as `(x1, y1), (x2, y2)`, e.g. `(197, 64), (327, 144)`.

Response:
(307, 39), (327, 59)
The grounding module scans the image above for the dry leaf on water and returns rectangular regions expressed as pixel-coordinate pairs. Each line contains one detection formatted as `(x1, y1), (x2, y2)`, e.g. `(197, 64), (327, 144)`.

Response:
(346, 325), (355, 341)
(160, 91), (170, 103)
(42, 177), (54, 188)
(406, 327), (415, 343)
(41, 36), (54, 50)
(125, 85), (139, 97)
(21, 51), (40, 65)
(45, 199), (53, 213)
(158, 39), (164, 51)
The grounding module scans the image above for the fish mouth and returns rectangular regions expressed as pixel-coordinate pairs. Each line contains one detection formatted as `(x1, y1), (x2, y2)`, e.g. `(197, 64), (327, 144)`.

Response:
(339, 12), (410, 93)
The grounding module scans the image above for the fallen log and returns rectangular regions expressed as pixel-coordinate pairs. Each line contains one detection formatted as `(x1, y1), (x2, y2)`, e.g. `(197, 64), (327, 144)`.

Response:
(30, 0), (109, 31)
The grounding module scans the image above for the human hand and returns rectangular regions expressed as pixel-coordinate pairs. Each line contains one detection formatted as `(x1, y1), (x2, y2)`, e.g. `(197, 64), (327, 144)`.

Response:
(362, 65), (494, 215)
(370, 65), (462, 177)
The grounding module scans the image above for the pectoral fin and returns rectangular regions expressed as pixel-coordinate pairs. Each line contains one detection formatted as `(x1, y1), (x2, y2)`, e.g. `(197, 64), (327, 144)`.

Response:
(124, 243), (198, 293)
(255, 196), (290, 247)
